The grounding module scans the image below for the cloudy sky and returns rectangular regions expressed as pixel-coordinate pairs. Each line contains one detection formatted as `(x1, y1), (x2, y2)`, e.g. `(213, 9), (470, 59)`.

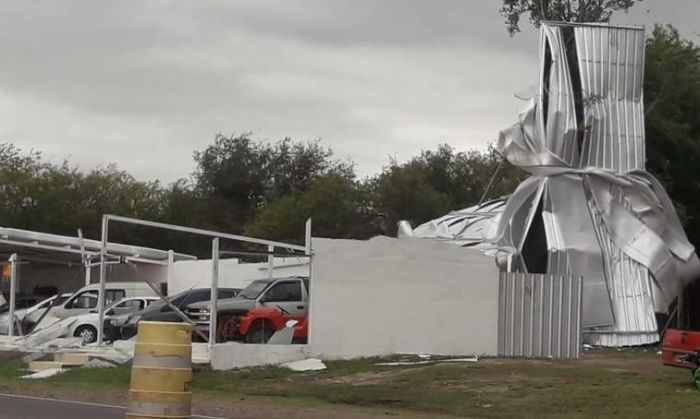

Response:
(1, 0), (698, 182)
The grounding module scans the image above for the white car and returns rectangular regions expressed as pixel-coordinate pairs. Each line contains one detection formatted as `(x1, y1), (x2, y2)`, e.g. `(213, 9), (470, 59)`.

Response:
(68, 296), (159, 344)
(0, 294), (72, 335)
(50, 282), (158, 320)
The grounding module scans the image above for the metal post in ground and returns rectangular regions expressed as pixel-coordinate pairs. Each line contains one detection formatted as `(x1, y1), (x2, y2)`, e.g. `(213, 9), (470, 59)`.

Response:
(209, 238), (220, 349)
(96, 215), (109, 346)
(8, 254), (18, 337)
(267, 245), (274, 279)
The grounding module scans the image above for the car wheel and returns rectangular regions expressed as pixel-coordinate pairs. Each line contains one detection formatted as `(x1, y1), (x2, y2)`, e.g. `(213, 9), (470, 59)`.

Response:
(217, 314), (238, 342)
(74, 325), (98, 344)
(246, 320), (275, 344)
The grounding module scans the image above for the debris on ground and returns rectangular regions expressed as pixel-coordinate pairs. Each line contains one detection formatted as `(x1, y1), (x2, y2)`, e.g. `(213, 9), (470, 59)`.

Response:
(82, 358), (118, 368)
(376, 355), (478, 366)
(440, 356), (478, 363)
(282, 358), (326, 371)
(21, 368), (65, 379)
(376, 360), (434, 366)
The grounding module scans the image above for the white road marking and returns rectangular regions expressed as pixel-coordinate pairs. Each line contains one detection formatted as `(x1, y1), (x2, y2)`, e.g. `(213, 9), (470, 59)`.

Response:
(0, 392), (226, 418)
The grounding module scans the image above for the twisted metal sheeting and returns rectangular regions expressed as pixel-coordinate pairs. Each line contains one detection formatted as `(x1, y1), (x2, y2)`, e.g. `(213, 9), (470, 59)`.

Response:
(493, 23), (700, 342)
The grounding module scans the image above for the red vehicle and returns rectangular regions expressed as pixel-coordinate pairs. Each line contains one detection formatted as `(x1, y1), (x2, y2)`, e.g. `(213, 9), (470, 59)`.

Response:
(218, 306), (308, 343)
(662, 328), (700, 369)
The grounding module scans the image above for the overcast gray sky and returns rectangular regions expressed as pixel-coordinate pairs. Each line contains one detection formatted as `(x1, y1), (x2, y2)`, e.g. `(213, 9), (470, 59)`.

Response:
(1, 0), (698, 182)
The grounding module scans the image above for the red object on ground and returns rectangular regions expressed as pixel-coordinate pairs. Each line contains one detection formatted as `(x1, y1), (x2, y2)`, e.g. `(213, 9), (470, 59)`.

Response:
(662, 328), (700, 369)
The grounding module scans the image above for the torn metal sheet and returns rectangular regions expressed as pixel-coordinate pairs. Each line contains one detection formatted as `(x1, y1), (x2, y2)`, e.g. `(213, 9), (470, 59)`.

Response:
(574, 25), (646, 172)
(408, 199), (506, 248)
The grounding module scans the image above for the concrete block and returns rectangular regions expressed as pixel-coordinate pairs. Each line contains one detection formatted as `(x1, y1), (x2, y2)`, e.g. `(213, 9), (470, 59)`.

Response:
(28, 361), (64, 372)
(210, 342), (308, 370)
(54, 353), (90, 365)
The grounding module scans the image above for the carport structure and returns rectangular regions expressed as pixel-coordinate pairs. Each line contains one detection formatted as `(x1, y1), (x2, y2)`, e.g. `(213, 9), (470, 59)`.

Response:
(0, 226), (197, 337)
(94, 214), (312, 346)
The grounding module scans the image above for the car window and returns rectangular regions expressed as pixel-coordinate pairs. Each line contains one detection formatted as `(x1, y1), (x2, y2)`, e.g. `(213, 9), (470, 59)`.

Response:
(220, 289), (238, 299)
(35, 299), (52, 310)
(239, 280), (272, 300)
(264, 282), (302, 302)
(68, 291), (99, 309)
(114, 299), (144, 311)
(55, 295), (70, 305)
(183, 291), (211, 306)
(105, 290), (125, 306)
(166, 295), (187, 310)
(145, 299), (158, 307)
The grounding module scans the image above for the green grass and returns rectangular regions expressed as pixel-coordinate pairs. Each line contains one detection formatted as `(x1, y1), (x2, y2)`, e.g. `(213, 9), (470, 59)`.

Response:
(0, 349), (697, 418)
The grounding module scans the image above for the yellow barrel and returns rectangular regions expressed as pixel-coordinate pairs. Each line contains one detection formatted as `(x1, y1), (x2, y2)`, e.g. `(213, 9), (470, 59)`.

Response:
(125, 321), (193, 419)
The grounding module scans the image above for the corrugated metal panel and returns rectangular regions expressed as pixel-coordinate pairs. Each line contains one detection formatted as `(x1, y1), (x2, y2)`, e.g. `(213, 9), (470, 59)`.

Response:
(584, 193), (659, 346)
(539, 25), (580, 167)
(498, 272), (583, 358)
(574, 25), (646, 173)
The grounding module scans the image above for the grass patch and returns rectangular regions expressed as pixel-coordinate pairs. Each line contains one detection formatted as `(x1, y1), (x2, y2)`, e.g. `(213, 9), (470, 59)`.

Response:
(0, 349), (696, 418)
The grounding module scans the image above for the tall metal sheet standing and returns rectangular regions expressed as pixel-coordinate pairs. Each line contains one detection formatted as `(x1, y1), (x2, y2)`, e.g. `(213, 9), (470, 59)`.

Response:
(574, 25), (646, 173)
(498, 272), (583, 359)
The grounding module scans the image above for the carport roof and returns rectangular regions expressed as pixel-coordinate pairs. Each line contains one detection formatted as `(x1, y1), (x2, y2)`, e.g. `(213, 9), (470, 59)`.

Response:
(0, 226), (197, 265)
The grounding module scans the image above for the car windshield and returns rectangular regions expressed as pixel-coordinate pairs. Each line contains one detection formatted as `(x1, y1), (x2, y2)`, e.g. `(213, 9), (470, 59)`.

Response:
(238, 280), (273, 300)
(55, 295), (71, 305)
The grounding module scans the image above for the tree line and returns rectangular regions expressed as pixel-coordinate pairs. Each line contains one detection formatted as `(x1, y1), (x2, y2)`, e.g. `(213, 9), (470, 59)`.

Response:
(0, 138), (523, 254)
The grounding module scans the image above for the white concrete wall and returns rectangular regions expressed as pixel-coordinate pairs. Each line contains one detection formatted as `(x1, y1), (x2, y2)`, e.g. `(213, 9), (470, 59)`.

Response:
(167, 257), (310, 294)
(308, 237), (499, 359)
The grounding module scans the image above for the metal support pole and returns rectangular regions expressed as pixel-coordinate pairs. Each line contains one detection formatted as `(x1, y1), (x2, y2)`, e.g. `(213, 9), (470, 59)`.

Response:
(304, 219), (313, 345)
(267, 245), (274, 279)
(167, 250), (175, 293)
(304, 218), (312, 256)
(305, 218), (312, 280)
(209, 238), (220, 349)
(8, 254), (18, 337)
(96, 215), (109, 346)
(84, 262), (92, 286)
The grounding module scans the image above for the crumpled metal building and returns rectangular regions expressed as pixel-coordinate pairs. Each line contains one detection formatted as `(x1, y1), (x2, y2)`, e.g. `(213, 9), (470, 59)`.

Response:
(405, 22), (700, 346)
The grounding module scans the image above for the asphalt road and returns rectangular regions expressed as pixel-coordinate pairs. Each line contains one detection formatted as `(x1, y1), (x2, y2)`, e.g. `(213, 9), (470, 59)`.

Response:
(0, 393), (223, 419)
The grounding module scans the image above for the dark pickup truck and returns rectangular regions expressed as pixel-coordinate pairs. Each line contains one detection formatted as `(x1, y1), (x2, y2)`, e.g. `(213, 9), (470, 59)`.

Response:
(116, 287), (240, 340)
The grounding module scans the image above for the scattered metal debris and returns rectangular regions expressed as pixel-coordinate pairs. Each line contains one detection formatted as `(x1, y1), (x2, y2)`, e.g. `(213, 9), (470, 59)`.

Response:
(282, 358), (326, 371)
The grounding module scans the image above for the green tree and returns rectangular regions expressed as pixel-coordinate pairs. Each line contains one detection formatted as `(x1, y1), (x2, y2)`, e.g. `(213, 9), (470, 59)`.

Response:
(500, 0), (638, 35)
(369, 145), (524, 234)
(0, 143), (165, 241)
(192, 134), (354, 233)
(245, 175), (375, 243)
(644, 25), (700, 249)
